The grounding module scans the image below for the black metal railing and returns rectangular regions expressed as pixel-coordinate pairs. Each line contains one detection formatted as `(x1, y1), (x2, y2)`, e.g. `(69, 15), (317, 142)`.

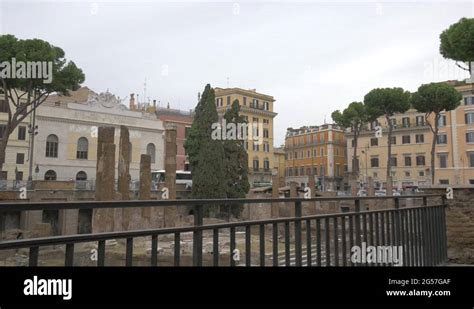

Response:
(0, 195), (447, 267)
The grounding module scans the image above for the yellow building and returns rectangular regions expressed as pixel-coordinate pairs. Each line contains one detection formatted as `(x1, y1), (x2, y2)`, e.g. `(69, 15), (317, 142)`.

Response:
(215, 87), (277, 185)
(0, 94), (31, 184)
(346, 81), (474, 188)
(285, 124), (347, 191)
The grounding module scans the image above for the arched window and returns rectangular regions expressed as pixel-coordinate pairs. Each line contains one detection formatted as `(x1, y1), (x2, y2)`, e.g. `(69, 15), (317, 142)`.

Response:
(44, 170), (57, 181)
(147, 143), (156, 163)
(76, 137), (88, 159)
(76, 171), (87, 181)
(45, 134), (58, 158)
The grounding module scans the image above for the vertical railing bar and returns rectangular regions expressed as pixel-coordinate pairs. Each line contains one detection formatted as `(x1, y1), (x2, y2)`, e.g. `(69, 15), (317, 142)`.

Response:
(294, 201), (302, 267)
(401, 208), (407, 267)
(193, 204), (203, 267)
(174, 233), (180, 267)
(375, 213), (380, 266)
(272, 223), (278, 267)
(306, 219), (312, 267)
(230, 227), (236, 267)
(126, 237), (133, 267)
(151, 235), (158, 267)
(245, 225), (251, 267)
(284, 222), (290, 266)
(65, 243), (74, 267)
(341, 216), (346, 267)
(29, 246), (39, 267)
(441, 195), (448, 263)
(325, 217), (330, 267)
(362, 213), (367, 266)
(333, 217), (339, 267)
(259, 224), (265, 267)
(97, 240), (105, 267)
(213, 228), (219, 267)
(349, 214), (354, 266)
(316, 218), (321, 267)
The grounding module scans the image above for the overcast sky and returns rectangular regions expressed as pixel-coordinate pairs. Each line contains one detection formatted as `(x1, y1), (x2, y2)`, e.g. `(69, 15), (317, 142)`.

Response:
(0, 0), (471, 145)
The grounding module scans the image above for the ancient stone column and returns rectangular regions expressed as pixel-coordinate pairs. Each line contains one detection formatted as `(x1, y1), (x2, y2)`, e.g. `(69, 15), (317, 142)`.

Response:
(118, 126), (131, 200)
(139, 154), (152, 223)
(307, 172), (317, 214)
(93, 142), (116, 232)
(96, 127), (115, 199)
(118, 126), (132, 230)
(163, 124), (177, 228)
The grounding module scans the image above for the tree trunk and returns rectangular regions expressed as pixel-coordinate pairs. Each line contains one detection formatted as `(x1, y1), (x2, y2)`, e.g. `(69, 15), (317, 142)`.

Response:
(352, 128), (359, 176)
(0, 136), (9, 176)
(431, 114), (440, 185)
(386, 115), (392, 179)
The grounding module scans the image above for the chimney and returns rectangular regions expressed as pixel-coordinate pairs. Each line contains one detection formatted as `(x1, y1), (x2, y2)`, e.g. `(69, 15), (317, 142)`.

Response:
(129, 93), (135, 110)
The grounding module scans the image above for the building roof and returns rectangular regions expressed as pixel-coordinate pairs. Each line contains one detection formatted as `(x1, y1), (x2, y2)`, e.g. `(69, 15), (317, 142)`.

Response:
(214, 87), (275, 102)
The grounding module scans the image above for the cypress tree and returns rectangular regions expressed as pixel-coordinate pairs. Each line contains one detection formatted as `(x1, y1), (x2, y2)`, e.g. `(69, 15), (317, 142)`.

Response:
(184, 84), (226, 216)
(223, 100), (250, 217)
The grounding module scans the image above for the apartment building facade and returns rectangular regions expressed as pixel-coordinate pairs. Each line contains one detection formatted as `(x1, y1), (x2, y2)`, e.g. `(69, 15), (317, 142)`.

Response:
(284, 124), (347, 191)
(346, 81), (474, 188)
(214, 87), (277, 185)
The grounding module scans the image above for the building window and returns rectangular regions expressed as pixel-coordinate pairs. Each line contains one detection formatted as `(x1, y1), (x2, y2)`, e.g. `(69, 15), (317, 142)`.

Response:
(419, 171), (424, 177)
(0, 99), (8, 113)
(468, 152), (474, 167)
(320, 166), (325, 176)
(370, 138), (378, 146)
(0, 125), (7, 139)
(404, 156), (412, 167)
(439, 153), (448, 168)
(373, 172), (378, 178)
(437, 134), (447, 144)
(76, 137), (88, 159)
(415, 134), (424, 143)
(438, 115), (447, 127)
(147, 143), (156, 163)
(16, 153), (24, 164)
(44, 170), (57, 181)
(263, 142), (270, 153)
(263, 119), (269, 125)
(16, 171), (23, 181)
(390, 136), (396, 145)
(226, 96), (230, 106)
(46, 134), (59, 158)
(416, 155), (425, 166)
(390, 156), (397, 167)
(294, 152), (298, 159)
(402, 135), (411, 144)
(439, 179), (449, 185)
(76, 171), (87, 181)
(243, 97), (247, 106)
(253, 159), (259, 171)
(405, 171), (410, 177)
(470, 179), (474, 185)
(264, 102), (269, 110)
(466, 132), (474, 143)
(253, 143), (259, 151)
(371, 157), (379, 168)
(264, 160), (270, 171)
(351, 139), (355, 147)
(416, 116), (425, 126)
(263, 129), (269, 138)
(464, 97), (474, 105)
(465, 113), (474, 124)
(18, 126), (26, 140)
(402, 117), (410, 128)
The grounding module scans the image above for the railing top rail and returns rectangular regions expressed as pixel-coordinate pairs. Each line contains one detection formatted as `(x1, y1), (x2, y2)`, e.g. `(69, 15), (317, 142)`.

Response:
(0, 203), (446, 250)
(0, 194), (444, 211)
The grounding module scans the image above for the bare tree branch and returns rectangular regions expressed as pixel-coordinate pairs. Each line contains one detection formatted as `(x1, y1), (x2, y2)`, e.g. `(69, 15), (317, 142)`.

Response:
(455, 61), (469, 71)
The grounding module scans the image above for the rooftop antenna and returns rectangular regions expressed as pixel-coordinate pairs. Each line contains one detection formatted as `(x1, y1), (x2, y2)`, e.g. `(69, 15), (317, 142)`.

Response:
(143, 78), (147, 105)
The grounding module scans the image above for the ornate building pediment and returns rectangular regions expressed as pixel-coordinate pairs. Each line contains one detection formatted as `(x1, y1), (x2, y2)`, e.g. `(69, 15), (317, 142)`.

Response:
(87, 91), (128, 111)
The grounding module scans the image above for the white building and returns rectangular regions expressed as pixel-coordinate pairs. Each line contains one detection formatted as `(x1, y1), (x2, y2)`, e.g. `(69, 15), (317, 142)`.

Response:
(33, 87), (165, 183)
